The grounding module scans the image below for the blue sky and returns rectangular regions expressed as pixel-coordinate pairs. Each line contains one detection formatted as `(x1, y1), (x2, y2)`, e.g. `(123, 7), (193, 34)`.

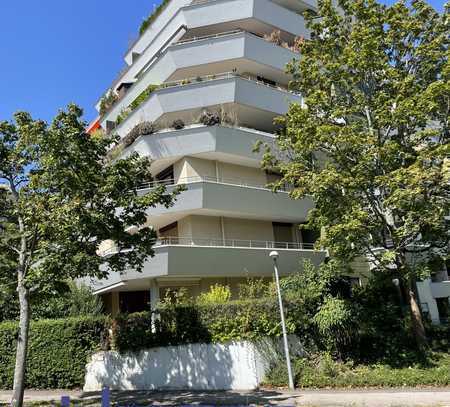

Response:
(0, 0), (445, 125)
(0, 1), (161, 125)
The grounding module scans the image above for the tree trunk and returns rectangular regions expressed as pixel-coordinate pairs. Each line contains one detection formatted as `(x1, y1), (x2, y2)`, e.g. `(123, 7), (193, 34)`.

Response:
(11, 280), (30, 407)
(407, 276), (428, 349)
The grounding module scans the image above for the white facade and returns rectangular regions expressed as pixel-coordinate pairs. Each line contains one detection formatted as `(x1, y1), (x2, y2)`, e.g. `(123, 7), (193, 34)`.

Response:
(91, 0), (326, 312)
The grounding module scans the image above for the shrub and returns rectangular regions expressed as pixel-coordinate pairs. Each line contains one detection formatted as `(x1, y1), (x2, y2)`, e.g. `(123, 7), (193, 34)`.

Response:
(197, 284), (232, 305)
(263, 30), (282, 46)
(0, 282), (103, 322)
(112, 299), (301, 353)
(99, 91), (118, 116)
(238, 278), (274, 300)
(115, 108), (131, 126)
(0, 317), (108, 389)
(264, 352), (450, 388)
(123, 121), (155, 148)
(139, 0), (171, 35)
(172, 119), (185, 130)
(129, 84), (158, 111)
(313, 297), (357, 357)
(199, 110), (220, 126)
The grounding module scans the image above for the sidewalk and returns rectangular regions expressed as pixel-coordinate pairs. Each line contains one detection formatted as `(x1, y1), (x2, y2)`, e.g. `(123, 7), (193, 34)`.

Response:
(0, 388), (450, 407)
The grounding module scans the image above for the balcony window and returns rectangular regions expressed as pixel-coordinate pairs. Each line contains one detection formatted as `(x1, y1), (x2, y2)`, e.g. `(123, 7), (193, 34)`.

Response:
(156, 165), (174, 184)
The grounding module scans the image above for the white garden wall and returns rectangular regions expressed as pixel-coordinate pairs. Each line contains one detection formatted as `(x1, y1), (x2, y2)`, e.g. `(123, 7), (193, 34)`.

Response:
(84, 336), (303, 391)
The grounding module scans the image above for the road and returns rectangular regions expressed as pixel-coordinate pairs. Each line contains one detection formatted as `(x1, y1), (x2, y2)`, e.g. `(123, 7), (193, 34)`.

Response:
(0, 388), (449, 406)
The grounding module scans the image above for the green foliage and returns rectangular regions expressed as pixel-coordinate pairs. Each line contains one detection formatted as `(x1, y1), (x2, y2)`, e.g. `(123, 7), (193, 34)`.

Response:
(313, 297), (356, 354)
(112, 299), (299, 352)
(238, 278), (274, 300)
(0, 104), (178, 297)
(124, 121), (155, 148)
(129, 84), (159, 111)
(0, 104), (178, 400)
(197, 284), (232, 305)
(265, 352), (450, 388)
(260, 0), (449, 342)
(0, 317), (107, 389)
(139, 0), (171, 35)
(0, 282), (103, 322)
(99, 91), (118, 116)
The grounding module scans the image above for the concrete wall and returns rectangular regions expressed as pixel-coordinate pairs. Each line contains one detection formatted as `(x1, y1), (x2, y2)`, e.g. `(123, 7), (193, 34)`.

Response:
(84, 336), (303, 391)
(224, 217), (274, 241)
(174, 157), (268, 185)
(175, 215), (275, 242)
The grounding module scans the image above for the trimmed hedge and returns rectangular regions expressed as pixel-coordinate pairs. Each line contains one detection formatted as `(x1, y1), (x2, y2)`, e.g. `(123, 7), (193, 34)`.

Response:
(112, 299), (307, 352)
(0, 301), (447, 390)
(0, 317), (107, 389)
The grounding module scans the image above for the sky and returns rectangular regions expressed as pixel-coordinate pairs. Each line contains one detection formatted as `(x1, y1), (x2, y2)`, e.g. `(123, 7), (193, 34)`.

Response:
(0, 0), (162, 125)
(0, 0), (446, 126)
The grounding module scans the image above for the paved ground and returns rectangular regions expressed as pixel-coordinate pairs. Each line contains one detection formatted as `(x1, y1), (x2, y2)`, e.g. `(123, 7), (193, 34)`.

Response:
(0, 388), (450, 407)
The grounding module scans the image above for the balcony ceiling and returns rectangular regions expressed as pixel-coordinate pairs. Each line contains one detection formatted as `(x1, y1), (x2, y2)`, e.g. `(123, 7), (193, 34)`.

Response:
(142, 181), (313, 230)
(90, 244), (326, 294)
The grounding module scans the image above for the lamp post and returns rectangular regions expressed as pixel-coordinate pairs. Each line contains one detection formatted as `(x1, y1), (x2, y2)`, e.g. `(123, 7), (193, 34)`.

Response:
(269, 251), (295, 390)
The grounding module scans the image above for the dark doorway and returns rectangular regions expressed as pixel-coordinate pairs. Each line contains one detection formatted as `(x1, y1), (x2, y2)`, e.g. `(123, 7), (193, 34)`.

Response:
(119, 291), (150, 314)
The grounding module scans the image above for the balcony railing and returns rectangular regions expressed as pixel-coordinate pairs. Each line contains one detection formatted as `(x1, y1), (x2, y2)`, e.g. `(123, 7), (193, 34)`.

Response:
(157, 236), (315, 250)
(100, 236), (317, 257)
(136, 175), (291, 193)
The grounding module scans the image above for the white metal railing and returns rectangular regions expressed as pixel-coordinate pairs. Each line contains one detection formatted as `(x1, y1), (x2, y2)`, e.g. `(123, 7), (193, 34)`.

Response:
(136, 175), (291, 193)
(173, 29), (244, 46)
(158, 71), (296, 94)
(157, 236), (315, 250)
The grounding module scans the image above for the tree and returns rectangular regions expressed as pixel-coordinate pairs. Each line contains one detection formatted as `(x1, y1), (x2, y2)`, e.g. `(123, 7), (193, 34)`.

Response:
(0, 105), (177, 407)
(260, 0), (449, 347)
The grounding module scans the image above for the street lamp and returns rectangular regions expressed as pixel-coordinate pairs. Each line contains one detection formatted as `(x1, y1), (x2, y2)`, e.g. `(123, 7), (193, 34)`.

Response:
(269, 250), (295, 390)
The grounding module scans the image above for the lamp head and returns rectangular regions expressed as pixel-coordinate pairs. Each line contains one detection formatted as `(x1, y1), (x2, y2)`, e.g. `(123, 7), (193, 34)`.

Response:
(269, 251), (279, 260)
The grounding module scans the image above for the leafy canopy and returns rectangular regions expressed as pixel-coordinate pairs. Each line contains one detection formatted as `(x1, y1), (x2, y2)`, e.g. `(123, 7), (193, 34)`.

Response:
(0, 104), (177, 294)
(261, 0), (449, 275)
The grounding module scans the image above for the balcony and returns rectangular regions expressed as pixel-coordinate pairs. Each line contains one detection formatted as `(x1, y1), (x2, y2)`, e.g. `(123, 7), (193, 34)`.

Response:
(89, 237), (327, 294)
(125, 0), (308, 67)
(138, 175), (313, 229)
(101, 31), (298, 126)
(112, 73), (301, 138)
(123, 125), (276, 175)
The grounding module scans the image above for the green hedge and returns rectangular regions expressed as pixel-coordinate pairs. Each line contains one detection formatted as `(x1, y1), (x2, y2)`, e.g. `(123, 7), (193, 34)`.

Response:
(0, 317), (107, 389)
(112, 299), (308, 352)
(0, 301), (447, 390)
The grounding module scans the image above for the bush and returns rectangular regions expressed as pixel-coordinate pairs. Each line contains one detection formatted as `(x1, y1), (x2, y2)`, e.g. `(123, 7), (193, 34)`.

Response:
(238, 278), (274, 300)
(172, 119), (185, 130)
(199, 110), (220, 126)
(197, 284), (231, 305)
(112, 299), (301, 353)
(139, 0), (171, 34)
(264, 352), (450, 388)
(0, 282), (103, 322)
(0, 316), (108, 389)
(129, 84), (158, 111)
(123, 121), (155, 148)
(99, 91), (118, 116)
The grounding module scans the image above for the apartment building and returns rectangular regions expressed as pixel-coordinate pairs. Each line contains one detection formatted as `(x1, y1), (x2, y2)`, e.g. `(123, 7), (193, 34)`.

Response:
(88, 0), (327, 314)
(87, 0), (449, 323)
